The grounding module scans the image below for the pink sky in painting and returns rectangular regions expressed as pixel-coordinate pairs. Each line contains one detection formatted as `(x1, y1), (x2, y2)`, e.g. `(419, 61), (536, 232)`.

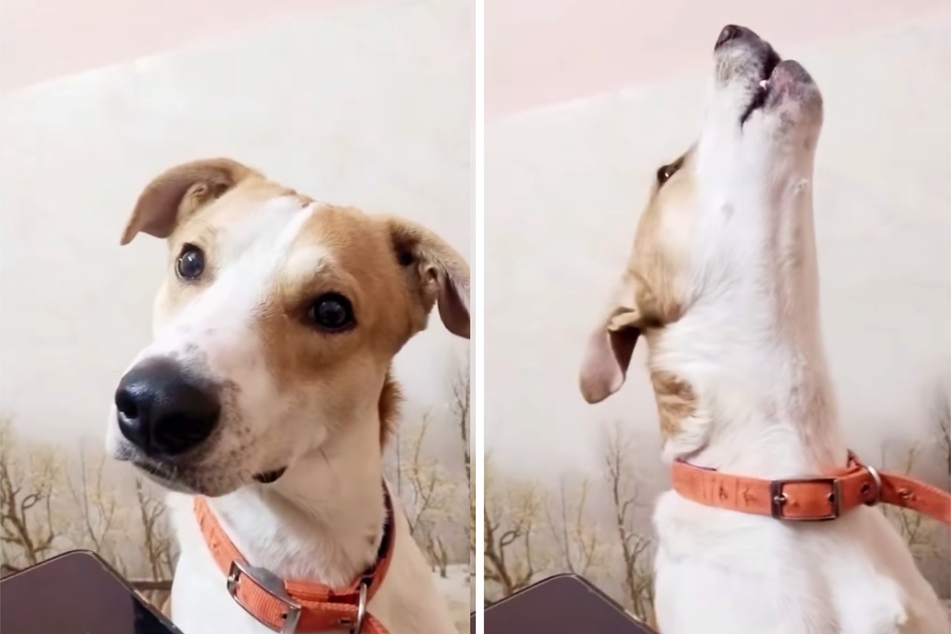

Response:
(3, 0), (947, 116)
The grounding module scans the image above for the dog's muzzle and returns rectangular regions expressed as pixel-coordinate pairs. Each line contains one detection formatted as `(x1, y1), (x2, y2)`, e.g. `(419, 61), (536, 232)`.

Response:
(114, 357), (221, 458)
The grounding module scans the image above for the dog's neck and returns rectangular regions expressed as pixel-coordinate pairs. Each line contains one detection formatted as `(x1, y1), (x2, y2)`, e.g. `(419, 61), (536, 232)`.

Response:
(201, 411), (386, 588)
(649, 284), (848, 479)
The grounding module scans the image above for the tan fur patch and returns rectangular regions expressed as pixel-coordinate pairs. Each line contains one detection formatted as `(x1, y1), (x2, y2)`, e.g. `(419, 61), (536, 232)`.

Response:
(579, 150), (698, 406)
(121, 158), (262, 245)
(649, 369), (697, 439)
(378, 370), (402, 447)
(627, 148), (697, 328)
(624, 150), (699, 436)
(254, 205), (413, 392)
(383, 216), (471, 338)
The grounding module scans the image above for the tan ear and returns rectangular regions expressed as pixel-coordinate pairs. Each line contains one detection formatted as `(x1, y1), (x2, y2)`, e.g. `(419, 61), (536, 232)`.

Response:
(120, 158), (258, 245)
(383, 217), (470, 339)
(579, 275), (644, 404)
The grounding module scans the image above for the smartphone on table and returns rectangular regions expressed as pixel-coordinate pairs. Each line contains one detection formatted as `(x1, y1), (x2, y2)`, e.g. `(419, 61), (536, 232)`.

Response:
(477, 573), (659, 634)
(0, 549), (183, 634)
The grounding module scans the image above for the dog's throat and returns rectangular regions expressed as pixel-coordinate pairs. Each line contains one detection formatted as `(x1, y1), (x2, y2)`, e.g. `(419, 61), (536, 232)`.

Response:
(191, 485), (397, 632)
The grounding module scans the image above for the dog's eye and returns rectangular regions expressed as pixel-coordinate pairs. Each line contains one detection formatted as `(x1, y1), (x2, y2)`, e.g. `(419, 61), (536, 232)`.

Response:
(176, 244), (205, 281)
(656, 163), (679, 187)
(307, 293), (355, 332)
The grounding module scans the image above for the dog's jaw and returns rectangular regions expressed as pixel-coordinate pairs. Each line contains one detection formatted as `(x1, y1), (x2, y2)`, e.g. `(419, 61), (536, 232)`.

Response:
(164, 403), (395, 634)
(668, 32), (840, 475)
(616, 27), (845, 477)
(189, 408), (387, 586)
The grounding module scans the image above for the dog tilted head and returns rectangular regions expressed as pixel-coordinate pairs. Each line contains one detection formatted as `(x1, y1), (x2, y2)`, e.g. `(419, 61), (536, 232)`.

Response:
(106, 158), (469, 496)
(580, 25), (824, 408)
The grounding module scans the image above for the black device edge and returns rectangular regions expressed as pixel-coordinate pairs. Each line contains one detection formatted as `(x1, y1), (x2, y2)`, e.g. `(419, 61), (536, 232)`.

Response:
(0, 549), (184, 634)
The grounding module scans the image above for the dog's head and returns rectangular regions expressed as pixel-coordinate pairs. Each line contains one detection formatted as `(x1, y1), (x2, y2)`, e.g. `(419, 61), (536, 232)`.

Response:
(106, 158), (469, 496)
(580, 26), (823, 412)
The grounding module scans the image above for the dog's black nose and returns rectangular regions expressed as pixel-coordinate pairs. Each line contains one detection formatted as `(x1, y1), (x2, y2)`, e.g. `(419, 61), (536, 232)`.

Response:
(715, 24), (756, 49)
(115, 357), (220, 456)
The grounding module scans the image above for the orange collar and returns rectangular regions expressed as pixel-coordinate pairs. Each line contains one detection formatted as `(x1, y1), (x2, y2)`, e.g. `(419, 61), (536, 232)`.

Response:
(194, 487), (395, 633)
(671, 451), (951, 524)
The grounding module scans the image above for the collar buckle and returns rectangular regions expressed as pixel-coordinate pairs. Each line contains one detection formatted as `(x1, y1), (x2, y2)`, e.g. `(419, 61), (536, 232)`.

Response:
(227, 560), (302, 633)
(337, 580), (369, 634)
(860, 463), (883, 507)
(769, 477), (842, 521)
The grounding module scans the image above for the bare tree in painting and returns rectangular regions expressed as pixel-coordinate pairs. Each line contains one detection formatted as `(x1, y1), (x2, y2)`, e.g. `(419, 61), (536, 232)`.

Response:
(603, 421), (655, 622)
(932, 381), (950, 476)
(483, 459), (546, 603)
(135, 477), (176, 581)
(402, 414), (456, 533)
(452, 354), (471, 487)
(450, 353), (474, 570)
(879, 444), (942, 563)
(388, 419), (403, 499)
(0, 419), (62, 572)
(379, 354), (470, 585)
(399, 412), (458, 577)
(65, 445), (126, 572)
(547, 477), (607, 579)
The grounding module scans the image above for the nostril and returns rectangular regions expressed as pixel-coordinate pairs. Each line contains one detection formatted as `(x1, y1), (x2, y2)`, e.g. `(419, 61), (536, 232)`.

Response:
(115, 389), (139, 420)
(152, 410), (218, 456)
(715, 24), (741, 49)
(115, 384), (151, 452)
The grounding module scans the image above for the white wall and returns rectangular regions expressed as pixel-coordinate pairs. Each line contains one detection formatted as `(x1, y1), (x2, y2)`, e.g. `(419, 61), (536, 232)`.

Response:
(0, 0), (378, 94)
(0, 0), (472, 446)
(485, 0), (948, 118)
(485, 13), (951, 479)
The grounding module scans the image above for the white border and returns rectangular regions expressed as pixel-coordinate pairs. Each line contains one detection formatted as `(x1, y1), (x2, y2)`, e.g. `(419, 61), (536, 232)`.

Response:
(473, 0), (485, 630)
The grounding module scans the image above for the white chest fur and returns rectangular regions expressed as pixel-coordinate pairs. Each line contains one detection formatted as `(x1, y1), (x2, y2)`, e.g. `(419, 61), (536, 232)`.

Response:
(651, 491), (948, 634)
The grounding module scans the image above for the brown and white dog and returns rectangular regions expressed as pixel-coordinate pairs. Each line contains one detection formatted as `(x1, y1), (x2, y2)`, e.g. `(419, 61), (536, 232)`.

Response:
(579, 26), (948, 634)
(105, 158), (466, 634)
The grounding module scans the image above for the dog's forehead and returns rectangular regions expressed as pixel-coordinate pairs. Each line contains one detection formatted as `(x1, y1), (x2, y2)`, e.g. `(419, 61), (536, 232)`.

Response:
(283, 205), (392, 283)
(176, 180), (309, 255)
(215, 197), (311, 257)
(194, 186), (380, 271)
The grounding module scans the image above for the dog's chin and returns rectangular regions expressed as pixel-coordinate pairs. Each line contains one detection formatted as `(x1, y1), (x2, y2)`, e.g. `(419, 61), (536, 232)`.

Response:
(131, 459), (199, 494)
(129, 458), (230, 496)
(131, 458), (288, 497)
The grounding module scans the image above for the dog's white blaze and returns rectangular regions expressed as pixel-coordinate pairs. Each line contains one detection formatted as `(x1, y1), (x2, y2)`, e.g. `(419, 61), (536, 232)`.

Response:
(150, 197), (316, 350)
(282, 244), (332, 285)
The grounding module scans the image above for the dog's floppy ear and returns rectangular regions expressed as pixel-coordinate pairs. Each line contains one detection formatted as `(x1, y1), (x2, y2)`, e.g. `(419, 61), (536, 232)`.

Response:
(579, 274), (644, 404)
(383, 217), (470, 339)
(120, 158), (258, 245)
